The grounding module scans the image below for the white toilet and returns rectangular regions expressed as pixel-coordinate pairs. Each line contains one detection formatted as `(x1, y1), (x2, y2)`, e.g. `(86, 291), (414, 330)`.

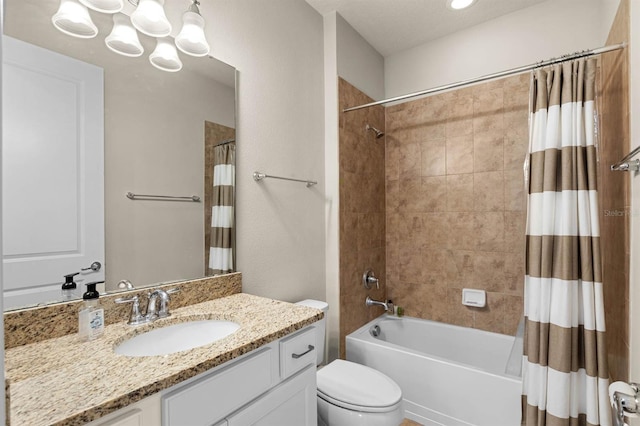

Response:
(296, 300), (404, 426)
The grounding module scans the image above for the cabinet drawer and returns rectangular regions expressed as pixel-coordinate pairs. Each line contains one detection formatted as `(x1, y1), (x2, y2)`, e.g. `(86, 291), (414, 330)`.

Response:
(162, 347), (274, 426)
(279, 326), (316, 379)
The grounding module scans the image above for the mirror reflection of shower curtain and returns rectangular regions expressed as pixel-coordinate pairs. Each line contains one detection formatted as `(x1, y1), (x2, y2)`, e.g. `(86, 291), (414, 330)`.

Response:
(208, 142), (235, 275)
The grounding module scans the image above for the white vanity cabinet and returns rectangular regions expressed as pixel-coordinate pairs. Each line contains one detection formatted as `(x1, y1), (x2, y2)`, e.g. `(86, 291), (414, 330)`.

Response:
(87, 325), (317, 426)
(162, 325), (317, 426)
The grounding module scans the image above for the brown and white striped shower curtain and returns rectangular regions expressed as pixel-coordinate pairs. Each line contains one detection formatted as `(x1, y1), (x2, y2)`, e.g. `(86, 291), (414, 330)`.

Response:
(208, 142), (235, 275)
(522, 58), (610, 426)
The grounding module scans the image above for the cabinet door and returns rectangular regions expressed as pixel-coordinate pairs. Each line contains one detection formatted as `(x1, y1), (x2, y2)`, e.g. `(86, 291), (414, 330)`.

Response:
(227, 365), (317, 426)
(86, 393), (161, 426)
(91, 409), (143, 426)
(162, 347), (275, 426)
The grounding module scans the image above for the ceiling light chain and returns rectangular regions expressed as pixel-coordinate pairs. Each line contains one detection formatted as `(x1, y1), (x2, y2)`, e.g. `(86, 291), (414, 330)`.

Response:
(51, 0), (210, 72)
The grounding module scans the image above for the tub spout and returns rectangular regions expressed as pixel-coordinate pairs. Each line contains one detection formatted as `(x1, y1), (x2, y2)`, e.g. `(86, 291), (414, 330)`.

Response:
(366, 296), (394, 313)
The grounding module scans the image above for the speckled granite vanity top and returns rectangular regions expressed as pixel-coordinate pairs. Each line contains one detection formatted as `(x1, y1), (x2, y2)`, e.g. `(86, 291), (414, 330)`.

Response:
(5, 293), (322, 426)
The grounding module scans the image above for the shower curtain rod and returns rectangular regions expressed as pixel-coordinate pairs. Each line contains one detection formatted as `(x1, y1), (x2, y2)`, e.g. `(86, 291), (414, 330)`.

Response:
(343, 42), (626, 112)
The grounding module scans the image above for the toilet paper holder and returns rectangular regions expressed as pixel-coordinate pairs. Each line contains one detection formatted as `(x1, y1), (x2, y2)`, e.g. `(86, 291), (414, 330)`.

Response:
(612, 382), (639, 426)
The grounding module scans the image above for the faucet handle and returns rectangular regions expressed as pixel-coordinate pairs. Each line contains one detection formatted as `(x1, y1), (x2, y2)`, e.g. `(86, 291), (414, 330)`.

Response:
(363, 270), (379, 290)
(158, 288), (179, 318)
(115, 295), (148, 325)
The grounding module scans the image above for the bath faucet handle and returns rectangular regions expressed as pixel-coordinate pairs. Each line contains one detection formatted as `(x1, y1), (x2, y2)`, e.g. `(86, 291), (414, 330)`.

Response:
(363, 269), (379, 289)
(115, 295), (148, 325)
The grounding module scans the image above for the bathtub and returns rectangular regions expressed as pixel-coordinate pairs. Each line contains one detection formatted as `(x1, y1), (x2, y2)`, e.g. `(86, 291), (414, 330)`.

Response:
(346, 315), (522, 426)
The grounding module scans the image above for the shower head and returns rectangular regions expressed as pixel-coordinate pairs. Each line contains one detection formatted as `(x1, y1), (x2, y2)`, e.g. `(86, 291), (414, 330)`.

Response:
(365, 124), (384, 139)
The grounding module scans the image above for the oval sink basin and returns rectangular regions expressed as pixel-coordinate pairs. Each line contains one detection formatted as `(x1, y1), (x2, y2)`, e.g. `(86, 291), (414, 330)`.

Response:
(115, 320), (240, 357)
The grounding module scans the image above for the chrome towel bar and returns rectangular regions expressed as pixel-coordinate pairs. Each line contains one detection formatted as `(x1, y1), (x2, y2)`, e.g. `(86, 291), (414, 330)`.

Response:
(126, 192), (201, 202)
(253, 171), (317, 187)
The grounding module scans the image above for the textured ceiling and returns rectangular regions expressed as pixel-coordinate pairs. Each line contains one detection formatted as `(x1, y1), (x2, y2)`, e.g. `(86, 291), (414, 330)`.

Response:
(305, 0), (549, 56)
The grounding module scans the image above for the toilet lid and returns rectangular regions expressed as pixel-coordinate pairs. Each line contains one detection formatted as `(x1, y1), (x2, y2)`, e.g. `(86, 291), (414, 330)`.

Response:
(317, 360), (402, 411)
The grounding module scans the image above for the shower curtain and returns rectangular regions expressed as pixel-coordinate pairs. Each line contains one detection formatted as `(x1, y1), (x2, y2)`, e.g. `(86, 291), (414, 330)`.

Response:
(208, 142), (235, 275)
(522, 58), (610, 426)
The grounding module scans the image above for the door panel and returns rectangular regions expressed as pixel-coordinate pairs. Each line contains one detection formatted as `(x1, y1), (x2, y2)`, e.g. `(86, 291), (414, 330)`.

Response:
(2, 36), (104, 308)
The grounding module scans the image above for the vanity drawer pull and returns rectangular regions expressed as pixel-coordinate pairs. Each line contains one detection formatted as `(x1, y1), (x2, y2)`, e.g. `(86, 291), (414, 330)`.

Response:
(291, 345), (314, 359)
(280, 326), (316, 379)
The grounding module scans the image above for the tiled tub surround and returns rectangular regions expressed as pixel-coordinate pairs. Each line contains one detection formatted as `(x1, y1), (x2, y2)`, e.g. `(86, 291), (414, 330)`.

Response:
(598, 0), (630, 383)
(338, 78), (387, 359)
(384, 75), (530, 335)
(5, 273), (242, 349)
(5, 292), (323, 426)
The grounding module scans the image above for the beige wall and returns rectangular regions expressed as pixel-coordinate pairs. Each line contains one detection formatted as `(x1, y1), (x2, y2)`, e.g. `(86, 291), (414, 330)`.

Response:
(208, 1), (327, 303)
(385, 0), (621, 98)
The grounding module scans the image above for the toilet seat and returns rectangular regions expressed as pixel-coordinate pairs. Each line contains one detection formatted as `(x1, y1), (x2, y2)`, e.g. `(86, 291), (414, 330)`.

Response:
(317, 360), (402, 413)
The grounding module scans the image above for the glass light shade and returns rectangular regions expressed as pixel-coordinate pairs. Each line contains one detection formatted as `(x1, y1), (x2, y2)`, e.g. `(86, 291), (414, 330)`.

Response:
(105, 14), (144, 57)
(131, 0), (171, 37)
(175, 11), (210, 57)
(149, 37), (183, 72)
(52, 0), (98, 39)
(79, 0), (123, 13)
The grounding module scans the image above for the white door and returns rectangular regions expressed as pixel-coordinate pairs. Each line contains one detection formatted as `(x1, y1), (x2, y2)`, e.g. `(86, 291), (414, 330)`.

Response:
(2, 36), (104, 309)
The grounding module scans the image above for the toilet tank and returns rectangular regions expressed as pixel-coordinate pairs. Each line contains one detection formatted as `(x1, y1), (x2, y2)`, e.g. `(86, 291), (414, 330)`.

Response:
(296, 299), (328, 366)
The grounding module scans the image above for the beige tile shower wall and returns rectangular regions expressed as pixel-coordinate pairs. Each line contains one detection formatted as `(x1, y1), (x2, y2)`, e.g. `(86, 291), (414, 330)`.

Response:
(385, 75), (529, 335)
(338, 78), (386, 358)
(599, 0), (630, 383)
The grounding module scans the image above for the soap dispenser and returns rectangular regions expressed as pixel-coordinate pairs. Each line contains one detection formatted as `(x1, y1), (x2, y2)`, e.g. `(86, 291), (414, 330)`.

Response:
(78, 281), (105, 341)
(61, 272), (80, 301)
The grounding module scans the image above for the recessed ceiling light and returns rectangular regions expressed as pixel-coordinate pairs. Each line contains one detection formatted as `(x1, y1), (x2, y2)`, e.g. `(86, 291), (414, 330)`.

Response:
(447, 0), (477, 10)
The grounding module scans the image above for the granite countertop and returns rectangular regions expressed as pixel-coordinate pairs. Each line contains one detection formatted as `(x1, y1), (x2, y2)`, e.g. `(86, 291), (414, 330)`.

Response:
(5, 293), (323, 426)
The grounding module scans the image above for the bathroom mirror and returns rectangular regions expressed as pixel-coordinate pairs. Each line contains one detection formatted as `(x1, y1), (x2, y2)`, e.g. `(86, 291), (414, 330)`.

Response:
(2, 0), (236, 310)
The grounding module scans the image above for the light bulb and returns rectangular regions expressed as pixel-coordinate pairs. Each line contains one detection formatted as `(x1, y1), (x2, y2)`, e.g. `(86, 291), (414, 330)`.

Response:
(131, 0), (171, 37)
(79, 0), (123, 14)
(52, 0), (98, 39)
(448, 0), (476, 10)
(175, 6), (210, 57)
(105, 13), (144, 57)
(149, 37), (183, 72)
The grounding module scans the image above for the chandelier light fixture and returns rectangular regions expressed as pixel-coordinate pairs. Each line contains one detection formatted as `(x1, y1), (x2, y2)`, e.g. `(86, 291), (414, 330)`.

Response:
(175, 1), (209, 57)
(79, 0), (124, 14)
(105, 13), (144, 57)
(131, 0), (171, 37)
(149, 37), (183, 72)
(51, 0), (210, 72)
(52, 0), (99, 38)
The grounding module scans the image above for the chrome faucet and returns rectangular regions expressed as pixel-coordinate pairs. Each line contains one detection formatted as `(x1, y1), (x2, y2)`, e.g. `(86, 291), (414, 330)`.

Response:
(146, 288), (180, 320)
(115, 287), (180, 325)
(365, 296), (394, 313)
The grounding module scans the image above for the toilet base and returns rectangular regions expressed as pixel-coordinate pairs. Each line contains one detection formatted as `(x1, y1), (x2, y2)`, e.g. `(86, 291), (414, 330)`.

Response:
(317, 395), (403, 426)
